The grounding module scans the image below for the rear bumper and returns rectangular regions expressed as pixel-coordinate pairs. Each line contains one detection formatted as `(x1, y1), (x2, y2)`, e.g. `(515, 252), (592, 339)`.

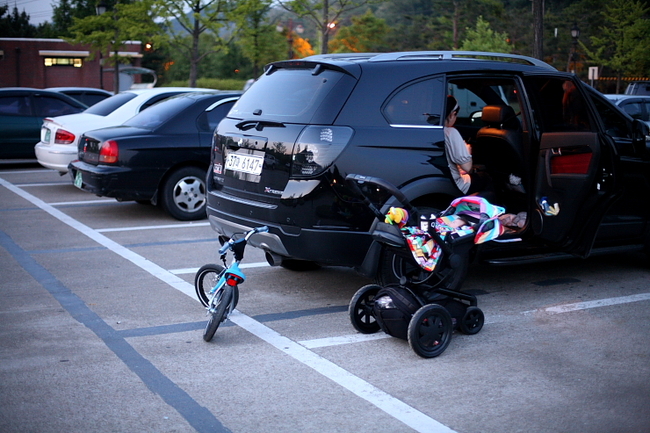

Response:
(207, 202), (373, 267)
(68, 161), (155, 201)
(34, 142), (77, 173)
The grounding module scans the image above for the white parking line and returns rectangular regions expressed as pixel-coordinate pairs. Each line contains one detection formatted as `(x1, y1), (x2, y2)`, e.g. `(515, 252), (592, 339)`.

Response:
(523, 293), (650, 315)
(50, 199), (116, 206)
(1, 176), (457, 433)
(97, 222), (211, 232)
(300, 332), (391, 349)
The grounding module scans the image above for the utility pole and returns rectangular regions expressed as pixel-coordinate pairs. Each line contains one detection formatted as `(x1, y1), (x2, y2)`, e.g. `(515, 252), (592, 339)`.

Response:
(532, 0), (544, 60)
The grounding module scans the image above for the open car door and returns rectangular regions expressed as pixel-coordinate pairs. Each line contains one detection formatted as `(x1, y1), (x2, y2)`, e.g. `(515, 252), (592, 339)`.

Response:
(528, 77), (619, 257)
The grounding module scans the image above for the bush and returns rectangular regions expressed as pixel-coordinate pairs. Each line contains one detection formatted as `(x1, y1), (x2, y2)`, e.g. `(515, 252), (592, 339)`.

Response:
(163, 78), (248, 90)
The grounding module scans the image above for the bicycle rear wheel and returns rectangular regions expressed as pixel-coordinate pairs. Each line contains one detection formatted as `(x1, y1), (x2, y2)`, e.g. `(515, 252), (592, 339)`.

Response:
(203, 285), (234, 342)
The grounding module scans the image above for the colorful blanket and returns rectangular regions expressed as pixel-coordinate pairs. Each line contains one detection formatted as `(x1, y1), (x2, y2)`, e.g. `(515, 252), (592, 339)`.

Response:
(384, 196), (505, 271)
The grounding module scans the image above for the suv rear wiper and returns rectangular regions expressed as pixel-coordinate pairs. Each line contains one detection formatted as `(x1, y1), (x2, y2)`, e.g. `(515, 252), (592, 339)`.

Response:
(236, 120), (286, 131)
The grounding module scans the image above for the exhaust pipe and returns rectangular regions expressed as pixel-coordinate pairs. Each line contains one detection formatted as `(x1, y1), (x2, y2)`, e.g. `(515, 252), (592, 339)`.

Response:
(265, 251), (284, 267)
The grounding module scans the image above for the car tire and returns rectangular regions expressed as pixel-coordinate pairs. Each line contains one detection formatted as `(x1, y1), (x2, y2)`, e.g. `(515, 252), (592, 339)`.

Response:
(160, 166), (207, 221)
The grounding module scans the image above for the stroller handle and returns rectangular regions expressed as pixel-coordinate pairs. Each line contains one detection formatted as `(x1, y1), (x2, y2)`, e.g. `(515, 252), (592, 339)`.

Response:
(345, 174), (416, 215)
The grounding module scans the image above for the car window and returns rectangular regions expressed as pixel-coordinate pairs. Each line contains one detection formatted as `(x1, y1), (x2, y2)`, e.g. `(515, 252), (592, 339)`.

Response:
(585, 87), (632, 140)
(525, 77), (594, 133)
(619, 101), (643, 120)
(446, 78), (524, 130)
(229, 66), (353, 124)
(84, 92), (137, 116)
(139, 93), (182, 112)
(33, 96), (81, 117)
(382, 77), (444, 126)
(123, 95), (194, 129)
(198, 100), (236, 132)
(0, 95), (32, 116)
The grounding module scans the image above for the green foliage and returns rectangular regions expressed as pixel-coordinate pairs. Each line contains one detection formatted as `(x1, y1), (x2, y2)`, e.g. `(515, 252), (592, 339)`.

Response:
(583, 0), (650, 79)
(67, 0), (167, 64)
(0, 5), (37, 37)
(231, 0), (286, 76)
(329, 9), (391, 53)
(164, 78), (248, 89)
(459, 16), (512, 53)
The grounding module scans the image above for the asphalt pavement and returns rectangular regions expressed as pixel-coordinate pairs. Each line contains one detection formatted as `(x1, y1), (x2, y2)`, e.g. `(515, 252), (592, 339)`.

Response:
(1, 164), (649, 433)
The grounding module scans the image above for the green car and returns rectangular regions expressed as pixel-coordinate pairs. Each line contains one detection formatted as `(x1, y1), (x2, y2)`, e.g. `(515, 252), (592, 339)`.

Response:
(0, 88), (87, 159)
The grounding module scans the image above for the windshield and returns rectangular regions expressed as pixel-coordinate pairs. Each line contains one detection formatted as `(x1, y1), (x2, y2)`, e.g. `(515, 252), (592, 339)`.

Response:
(123, 95), (194, 129)
(84, 92), (137, 116)
(229, 66), (354, 124)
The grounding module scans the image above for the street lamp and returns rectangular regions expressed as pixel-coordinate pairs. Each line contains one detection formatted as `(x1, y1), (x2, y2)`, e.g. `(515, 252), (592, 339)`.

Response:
(96, 1), (107, 89)
(571, 22), (580, 74)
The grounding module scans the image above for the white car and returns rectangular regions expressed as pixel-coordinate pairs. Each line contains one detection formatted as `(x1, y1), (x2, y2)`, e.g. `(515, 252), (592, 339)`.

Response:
(35, 87), (214, 173)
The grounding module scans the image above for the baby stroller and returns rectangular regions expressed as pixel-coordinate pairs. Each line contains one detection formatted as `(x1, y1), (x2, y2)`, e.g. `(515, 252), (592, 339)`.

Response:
(345, 174), (505, 358)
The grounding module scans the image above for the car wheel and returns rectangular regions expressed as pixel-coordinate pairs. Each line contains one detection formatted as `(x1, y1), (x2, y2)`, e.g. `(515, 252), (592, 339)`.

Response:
(160, 166), (207, 221)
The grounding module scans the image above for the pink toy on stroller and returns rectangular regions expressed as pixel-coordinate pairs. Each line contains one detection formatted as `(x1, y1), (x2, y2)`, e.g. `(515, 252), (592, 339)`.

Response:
(346, 174), (505, 358)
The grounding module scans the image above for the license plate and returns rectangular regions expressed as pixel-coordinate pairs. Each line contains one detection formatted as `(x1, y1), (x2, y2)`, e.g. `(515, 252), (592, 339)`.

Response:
(74, 171), (83, 188)
(225, 153), (263, 176)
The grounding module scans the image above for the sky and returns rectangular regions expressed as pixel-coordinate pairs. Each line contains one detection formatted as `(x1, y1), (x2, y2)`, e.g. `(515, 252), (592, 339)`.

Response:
(2, 0), (54, 25)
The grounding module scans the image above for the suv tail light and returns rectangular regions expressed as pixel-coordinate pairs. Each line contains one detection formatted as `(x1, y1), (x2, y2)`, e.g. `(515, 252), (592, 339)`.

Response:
(99, 140), (119, 163)
(54, 129), (76, 144)
(291, 126), (354, 178)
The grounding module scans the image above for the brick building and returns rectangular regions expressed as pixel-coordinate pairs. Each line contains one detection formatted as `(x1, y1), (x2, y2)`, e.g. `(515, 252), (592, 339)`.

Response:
(0, 38), (144, 92)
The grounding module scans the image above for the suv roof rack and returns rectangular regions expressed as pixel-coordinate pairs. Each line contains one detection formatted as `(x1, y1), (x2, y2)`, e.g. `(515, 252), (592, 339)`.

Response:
(306, 51), (555, 70)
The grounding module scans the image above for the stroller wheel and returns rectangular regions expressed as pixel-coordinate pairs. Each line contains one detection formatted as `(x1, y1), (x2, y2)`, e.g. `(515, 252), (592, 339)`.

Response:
(408, 304), (453, 358)
(349, 284), (382, 334)
(459, 306), (484, 335)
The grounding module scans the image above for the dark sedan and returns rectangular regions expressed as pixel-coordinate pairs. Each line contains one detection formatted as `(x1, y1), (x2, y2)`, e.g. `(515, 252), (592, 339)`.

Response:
(0, 88), (86, 159)
(68, 91), (241, 221)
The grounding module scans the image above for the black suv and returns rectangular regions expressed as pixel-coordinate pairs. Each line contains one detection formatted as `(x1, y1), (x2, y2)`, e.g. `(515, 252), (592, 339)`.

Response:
(206, 51), (650, 285)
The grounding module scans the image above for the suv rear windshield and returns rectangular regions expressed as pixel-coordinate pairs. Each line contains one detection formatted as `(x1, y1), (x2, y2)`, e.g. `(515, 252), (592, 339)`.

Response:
(228, 66), (356, 124)
(84, 92), (137, 116)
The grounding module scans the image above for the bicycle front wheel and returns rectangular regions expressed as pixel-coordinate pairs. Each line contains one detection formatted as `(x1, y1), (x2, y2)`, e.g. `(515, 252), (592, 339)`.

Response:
(203, 285), (234, 342)
(195, 264), (224, 307)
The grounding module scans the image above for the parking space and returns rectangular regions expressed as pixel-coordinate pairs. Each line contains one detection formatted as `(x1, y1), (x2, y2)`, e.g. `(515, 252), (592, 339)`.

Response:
(1, 166), (650, 433)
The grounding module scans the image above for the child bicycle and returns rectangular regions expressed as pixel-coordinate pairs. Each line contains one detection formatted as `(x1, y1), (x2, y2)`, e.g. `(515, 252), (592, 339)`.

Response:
(194, 226), (268, 342)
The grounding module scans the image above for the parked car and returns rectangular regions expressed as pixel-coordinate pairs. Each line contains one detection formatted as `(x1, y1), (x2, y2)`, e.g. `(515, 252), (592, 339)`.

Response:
(68, 91), (241, 221)
(46, 87), (113, 107)
(605, 94), (650, 127)
(624, 81), (650, 96)
(0, 88), (86, 159)
(206, 51), (650, 289)
(35, 87), (214, 173)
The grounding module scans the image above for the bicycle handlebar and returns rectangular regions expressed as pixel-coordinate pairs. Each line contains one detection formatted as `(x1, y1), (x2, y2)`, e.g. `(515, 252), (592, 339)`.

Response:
(218, 226), (269, 255)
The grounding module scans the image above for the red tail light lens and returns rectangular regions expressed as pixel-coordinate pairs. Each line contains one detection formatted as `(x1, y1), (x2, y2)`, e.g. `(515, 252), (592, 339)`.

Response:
(226, 274), (244, 286)
(99, 140), (119, 164)
(54, 129), (76, 144)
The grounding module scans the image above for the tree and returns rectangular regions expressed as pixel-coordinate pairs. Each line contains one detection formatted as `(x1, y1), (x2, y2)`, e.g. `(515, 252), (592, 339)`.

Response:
(459, 16), (512, 53)
(328, 9), (390, 53)
(232, 0), (286, 77)
(67, 0), (167, 92)
(155, 0), (238, 87)
(582, 0), (650, 92)
(0, 5), (37, 37)
(277, 0), (380, 54)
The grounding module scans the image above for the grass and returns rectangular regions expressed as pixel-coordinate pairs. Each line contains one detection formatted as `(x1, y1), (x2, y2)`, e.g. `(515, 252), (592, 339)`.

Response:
(163, 78), (248, 90)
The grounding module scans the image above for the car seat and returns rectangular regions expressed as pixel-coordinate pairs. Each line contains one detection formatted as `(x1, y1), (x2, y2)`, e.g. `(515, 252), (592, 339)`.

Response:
(473, 105), (526, 210)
